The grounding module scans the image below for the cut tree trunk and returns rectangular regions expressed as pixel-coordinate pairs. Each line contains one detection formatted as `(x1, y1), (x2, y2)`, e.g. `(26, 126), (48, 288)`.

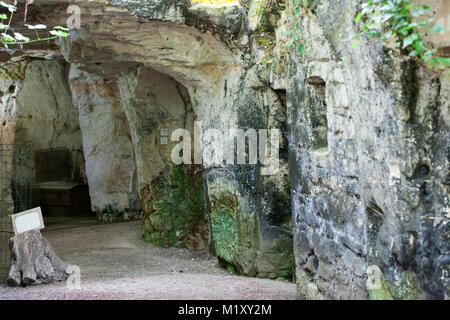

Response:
(7, 230), (69, 286)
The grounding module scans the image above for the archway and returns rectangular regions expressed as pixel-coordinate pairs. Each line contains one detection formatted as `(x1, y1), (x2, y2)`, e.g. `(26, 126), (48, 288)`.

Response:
(1, 0), (293, 282)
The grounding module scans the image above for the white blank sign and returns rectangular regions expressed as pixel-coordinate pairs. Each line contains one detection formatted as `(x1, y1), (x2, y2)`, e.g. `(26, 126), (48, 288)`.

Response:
(10, 207), (45, 235)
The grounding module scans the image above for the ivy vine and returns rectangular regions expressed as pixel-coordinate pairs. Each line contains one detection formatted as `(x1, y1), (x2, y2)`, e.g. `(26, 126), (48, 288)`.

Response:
(253, 0), (278, 69)
(0, 1), (69, 48)
(285, 0), (307, 56)
(354, 0), (450, 69)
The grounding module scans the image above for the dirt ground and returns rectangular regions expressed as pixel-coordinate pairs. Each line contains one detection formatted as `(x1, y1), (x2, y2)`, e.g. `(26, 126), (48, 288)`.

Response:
(0, 220), (296, 300)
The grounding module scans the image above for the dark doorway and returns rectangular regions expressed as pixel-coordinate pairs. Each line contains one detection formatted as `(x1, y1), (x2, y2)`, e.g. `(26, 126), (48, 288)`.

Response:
(32, 148), (93, 223)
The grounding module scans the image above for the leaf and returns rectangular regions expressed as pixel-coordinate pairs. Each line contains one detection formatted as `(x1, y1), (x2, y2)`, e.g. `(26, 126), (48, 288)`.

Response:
(0, 1), (16, 12)
(0, 14), (7, 20)
(50, 30), (69, 38)
(352, 40), (361, 48)
(413, 40), (424, 54)
(422, 52), (432, 62)
(1, 33), (15, 42)
(398, 27), (409, 36)
(25, 24), (47, 30)
(13, 33), (30, 42)
(434, 57), (450, 67)
(430, 24), (444, 34)
(402, 33), (417, 49)
(53, 26), (69, 31)
(355, 13), (363, 22)
(383, 30), (394, 39)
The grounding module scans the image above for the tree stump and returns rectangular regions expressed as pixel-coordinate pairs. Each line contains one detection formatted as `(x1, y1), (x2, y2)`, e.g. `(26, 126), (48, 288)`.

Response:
(7, 230), (69, 286)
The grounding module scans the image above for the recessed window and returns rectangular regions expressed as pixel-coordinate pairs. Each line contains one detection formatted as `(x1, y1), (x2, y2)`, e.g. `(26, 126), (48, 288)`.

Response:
(305, 78), (328, 150)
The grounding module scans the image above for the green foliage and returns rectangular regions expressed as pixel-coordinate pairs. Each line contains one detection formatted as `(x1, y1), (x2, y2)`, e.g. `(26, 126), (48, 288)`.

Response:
(0, 2), (69, 48)
(254, 0), (307, 69)
(354, 0), (450, 69)
(252, 0), (278, 69)
(285, 0), (307, 56)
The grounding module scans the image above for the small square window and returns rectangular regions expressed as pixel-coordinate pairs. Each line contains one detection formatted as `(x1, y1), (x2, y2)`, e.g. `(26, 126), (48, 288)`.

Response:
(160, 137), (169, 145)
(161, 128), (169, 136)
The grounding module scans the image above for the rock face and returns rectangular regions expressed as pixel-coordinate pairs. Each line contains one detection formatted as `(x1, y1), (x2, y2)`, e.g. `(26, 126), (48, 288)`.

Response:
(0, 59), (86, 233)
(283, 0), (449, 300)
(0, 60), (85, 179)
(119, 67), (208, 248)
(8, 230), (69, 286)
(0, 0), (448, 297)
(0, 60), (84, 274)
(69, 66), (140, 221)
(0, 62), (28, 145)
(16, 60), (85, 182)
(0, 63), (28, 252)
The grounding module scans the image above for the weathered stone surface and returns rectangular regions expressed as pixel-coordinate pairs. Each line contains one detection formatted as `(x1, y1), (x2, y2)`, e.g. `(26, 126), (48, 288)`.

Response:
(141, 164), (208, 248)
(69, 66), (140, 221)
(15, 60), (85, 181)
(0, 61), (27, 147)
(285, 0), (449, 300)
(0, 63), (28, 259)
(8, 230), (69, 286)
(118, 67), (208, 248)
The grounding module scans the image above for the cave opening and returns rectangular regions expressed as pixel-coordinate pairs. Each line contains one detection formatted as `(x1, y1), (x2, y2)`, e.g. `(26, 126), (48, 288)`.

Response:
(0, 0), (295, 293)
(13, 60), (95, 227)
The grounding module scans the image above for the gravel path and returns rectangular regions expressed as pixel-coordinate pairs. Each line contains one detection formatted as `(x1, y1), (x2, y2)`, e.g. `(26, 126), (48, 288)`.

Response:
(0, 220), (296, 300)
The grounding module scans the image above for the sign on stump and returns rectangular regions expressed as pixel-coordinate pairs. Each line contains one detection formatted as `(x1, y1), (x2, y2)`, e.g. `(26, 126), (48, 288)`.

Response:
(10, 207), (45, 235)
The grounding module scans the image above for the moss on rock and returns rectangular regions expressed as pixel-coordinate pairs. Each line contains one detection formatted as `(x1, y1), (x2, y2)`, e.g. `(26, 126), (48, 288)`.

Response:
(389, 271), (425, 300)
(367, 265), (425, 300)
(208, 177), (292, 280)
(212, 211), (238, 264)
(210, 190), (240, 264)
(141, 164), (207, 248)
(367, 265), (394, 300)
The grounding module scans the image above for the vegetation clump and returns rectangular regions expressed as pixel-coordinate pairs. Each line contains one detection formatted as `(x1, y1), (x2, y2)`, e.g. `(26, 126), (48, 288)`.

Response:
(0, 1), (68, 48)
(354, 0), (449, 69)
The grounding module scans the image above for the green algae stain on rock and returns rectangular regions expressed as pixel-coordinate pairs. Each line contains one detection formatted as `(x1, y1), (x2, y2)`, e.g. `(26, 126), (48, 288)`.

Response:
(367, 265), (394, 300)
(389, 271), (425, 300)
(211, 211), (238, 264)
(367, 265), (425, 300)
(207, 177), (292, 280)
(141, 164), (207, 249)
(210, 191), (239, 219)
(208, 185), (260, 275)
(209, 189), (240, 264)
